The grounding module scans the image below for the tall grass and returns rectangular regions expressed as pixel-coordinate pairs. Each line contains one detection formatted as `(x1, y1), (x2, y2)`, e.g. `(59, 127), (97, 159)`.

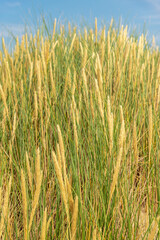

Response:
(0, 18), (159, 239)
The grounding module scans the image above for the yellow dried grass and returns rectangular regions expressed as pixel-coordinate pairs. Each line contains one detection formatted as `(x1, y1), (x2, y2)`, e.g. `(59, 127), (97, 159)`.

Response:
(41, 207), (47, 240)
(148, 105), (152, 166)
(71, 196), (78, 240)
(29, 170), (42, 232)
(26, 152), (33, 194)
(57, 125), (68, 189)
(0, 177), (12, 238)
(21, 169), (28, 240)
(52, 150), (70, 224)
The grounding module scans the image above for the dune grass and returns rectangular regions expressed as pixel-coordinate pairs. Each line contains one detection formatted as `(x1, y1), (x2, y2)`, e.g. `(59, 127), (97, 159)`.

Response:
(0, 18), (160, 239)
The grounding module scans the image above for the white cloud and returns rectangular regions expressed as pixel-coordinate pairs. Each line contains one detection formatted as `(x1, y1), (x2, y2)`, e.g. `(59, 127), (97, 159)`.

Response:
(6, 2), (21, 7)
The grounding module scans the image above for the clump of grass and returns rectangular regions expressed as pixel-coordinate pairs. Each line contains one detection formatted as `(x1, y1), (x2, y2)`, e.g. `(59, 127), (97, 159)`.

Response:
(0, 18), (159, 239)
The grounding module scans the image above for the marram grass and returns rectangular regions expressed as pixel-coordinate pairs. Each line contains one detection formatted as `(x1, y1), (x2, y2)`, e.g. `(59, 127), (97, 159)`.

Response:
(0, 18), (160, 239)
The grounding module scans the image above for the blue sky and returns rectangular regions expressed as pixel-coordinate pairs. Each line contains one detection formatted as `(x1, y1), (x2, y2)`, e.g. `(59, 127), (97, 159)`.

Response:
(1, 0), (160, 45)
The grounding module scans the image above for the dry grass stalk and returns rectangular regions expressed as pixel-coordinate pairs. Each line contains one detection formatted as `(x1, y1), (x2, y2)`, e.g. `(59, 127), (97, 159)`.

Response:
(95, 18), (97, 44)
(156, 84), (160, 111)
(34, 91), (38, 142)
(41, 207), (47, 240)
(69, 33), (76, 54)
(138, 209), (149, 238)
(36, 148), (41, 184)
(52, 18), (57, 40)
(71, 69), (76, 97)
(147, 217), (159, 240)
(20, 79), (24, 100)
(95, 79), (104, 126)
(119, 106), (125, 148)
(63, 69), (69, 100)
(11, 112), (16, 143)
(72, 108), (79, 156)
(2, 37), (8, 59)
(15, 37), (19, 57)
(84, 27), (87, 41)
(68, 22), (71, 37)
(49, 61), (56, 99)
(107, 116), (125, 216)
(6, 211), (14, 240)
(90, 92), (95, 120)
(36, 59), (43, 136)
(82, 47), (88, 69)
(93, 229), (97, 240)
(66, 67), (71, 89)
(56, 143), (62, 171)
(52, 150), (70, 224)
(96, 54), (103, 98)
(44, 39), (50, 63)
(5, 60), (11, 85)
(21, 35), (25, 55)
(37, 61), (42, 102)
(21, 169), (28, 240)
(0, 177), (12, 238)
(128, 50), (132, 83)
(107, 31), (110, 61)
(29, 170), (43, 232)
(57, 125), (68, 189)
(2, 109), (6, 137)
(47, 216), (52, 232)
(80, 42), (83, 57)
(26, 152), (33, 194)
(34, 91), (38, 122)
(82, 68), (89, 97)
(29, 60), (33, 98)
(133, 120), (138, 169)
(107, 146), (123, 216)
(66, 177), (74, 214)
(25, 33), (28, 52)
(0, 188), (1, 211)
(72, 96), (80, 125)
(0, 84), (9, 121)
(100, 39), (105, 67)
(8, 141), (13, 166)
(148, 105), (152, 166)
(12, 81), (18, 110)
(71, 196), (78, 240)
(51, 40), (58, 57)
(100, 27), (105, 66)
(41, 51), (47, 77)
(107, 96), (113, 154)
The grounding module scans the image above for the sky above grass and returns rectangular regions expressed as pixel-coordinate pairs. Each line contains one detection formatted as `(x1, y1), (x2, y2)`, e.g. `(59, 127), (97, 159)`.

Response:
(0, 0), (160, 46)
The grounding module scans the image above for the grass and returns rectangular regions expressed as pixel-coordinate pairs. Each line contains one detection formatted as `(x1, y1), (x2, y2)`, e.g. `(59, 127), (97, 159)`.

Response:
(0, 18), (160, 239)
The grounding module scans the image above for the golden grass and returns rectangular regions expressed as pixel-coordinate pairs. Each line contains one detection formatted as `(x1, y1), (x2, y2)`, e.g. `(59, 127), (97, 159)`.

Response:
(148, 216), (160, 240)
(52, 150), (70, 224)
(71, 196), (78, 240)
(0, 84), (9, 122)
(0, 18), (159, 239)
(29, 149), (43, 232)
(26, 152), (33, 194)
(21, 169), (28, 240)
(0, 177), (12, 238)
(107, 96), (113, 154)
(148, 104), (153, 167)
(41, 207), (47, 240)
